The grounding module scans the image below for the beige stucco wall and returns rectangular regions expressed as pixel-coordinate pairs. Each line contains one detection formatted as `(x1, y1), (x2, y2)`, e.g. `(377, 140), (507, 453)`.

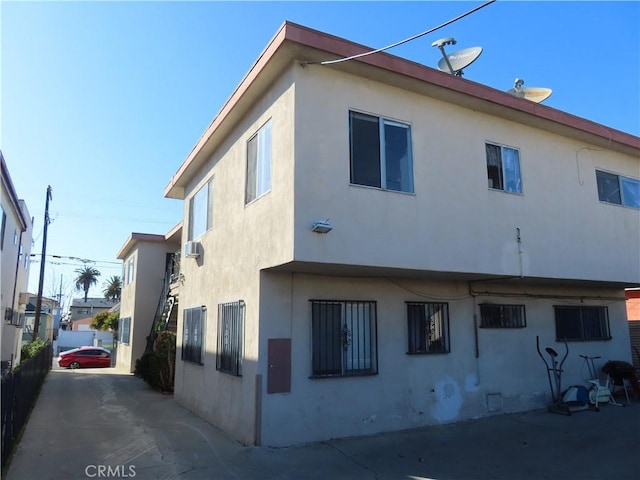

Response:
(293, 66), (640, 284)
(257, 271), (630, 446)
(117, 240), (178, 373)
(171, 60), (638, 447)
(1, 197), (32, 365)
(174, 67), (297, 444)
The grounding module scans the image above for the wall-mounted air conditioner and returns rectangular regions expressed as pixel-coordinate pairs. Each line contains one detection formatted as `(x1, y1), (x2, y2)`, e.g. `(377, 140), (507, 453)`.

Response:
(184, 241), (200, 258)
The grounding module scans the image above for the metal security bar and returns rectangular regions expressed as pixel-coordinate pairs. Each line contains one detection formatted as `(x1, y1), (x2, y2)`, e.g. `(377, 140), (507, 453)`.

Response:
(311, 300), (378, 378)
(216, 301), (245, 376)
(182, 307), (204, 364)
(406, 302), (450, 354)
(479, 304), (526, 328)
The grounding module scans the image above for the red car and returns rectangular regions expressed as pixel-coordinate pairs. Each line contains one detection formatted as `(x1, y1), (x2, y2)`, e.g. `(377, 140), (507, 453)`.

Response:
(57, 346), (111, 369)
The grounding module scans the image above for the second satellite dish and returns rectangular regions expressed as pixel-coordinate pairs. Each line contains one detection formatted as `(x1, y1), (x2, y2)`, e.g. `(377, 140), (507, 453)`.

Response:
(507, 78), (552, 103)
(432, 37), (482, 77)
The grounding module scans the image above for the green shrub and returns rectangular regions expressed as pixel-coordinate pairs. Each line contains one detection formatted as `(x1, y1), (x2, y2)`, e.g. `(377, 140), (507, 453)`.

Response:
(21, 338), (47, 362)
(134, 331), (176, 393)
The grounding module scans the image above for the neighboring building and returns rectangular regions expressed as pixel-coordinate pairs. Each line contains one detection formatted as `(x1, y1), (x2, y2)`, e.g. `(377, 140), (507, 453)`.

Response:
(162, 22), (640, 447)
(68, 297), (118, 323)
(115, 223), (181, 373)
(1, 151), (33, 373)
(22, 311), (54, 343)
(25, 294), (62, 338)
(626, 288), (640, 369)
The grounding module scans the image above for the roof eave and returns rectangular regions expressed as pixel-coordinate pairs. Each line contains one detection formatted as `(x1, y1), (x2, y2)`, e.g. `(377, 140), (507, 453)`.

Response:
(164, 22), (640, 199)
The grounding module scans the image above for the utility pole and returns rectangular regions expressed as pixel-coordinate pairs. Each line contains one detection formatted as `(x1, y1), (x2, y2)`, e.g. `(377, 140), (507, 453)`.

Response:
(33, 186), (52, 342)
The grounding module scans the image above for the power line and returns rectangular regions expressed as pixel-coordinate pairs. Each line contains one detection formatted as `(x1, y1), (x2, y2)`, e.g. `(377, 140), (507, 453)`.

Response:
(302, 0), (496, 66)
(30, 254), (121, 265)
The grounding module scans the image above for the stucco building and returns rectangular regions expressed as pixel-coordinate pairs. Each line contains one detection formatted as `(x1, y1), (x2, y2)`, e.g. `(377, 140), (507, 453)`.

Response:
(1, 152), (33, 373)
(116, 225), (181, 373)
(163, 23), (640, 447)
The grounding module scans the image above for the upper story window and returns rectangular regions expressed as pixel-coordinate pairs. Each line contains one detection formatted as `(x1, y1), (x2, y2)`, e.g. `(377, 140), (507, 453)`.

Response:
(245, 120), (272, 204)
(188, 179), (214, 241)
(126, 257), (135, 285)
(349, 111), (414, 193)
(0, 208), (6, 251)
(596, 170), (640, 208)
(486, 143), (522, 194)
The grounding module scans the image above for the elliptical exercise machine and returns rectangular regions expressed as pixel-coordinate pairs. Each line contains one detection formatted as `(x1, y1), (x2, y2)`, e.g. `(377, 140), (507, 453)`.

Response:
(536, 336), (593, 416)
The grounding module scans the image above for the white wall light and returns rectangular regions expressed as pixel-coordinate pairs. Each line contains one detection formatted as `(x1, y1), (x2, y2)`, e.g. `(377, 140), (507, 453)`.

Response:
(311, 219), (332, 234)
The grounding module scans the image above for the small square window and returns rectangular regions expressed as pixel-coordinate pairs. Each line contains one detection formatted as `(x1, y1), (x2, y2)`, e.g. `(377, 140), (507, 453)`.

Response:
(480, 304), (526, 328)
(486, 143), (522, 193)
(311, 300), (378, 377)
(349, 111), (414, 193)
(407, 302), (450, 354)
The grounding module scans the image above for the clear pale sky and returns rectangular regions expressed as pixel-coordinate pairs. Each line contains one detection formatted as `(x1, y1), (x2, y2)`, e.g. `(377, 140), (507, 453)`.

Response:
(2, 1), (639, 310)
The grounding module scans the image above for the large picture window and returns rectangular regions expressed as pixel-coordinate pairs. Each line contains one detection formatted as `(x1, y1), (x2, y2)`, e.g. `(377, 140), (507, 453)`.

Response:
(183, 306), (205, 364)
(486, 143), (522, 193)
(311, 300), (378, 378)
(246, 120), (272, 204)
(349, 111), (414, 193)
(188, 179), (214, 240)
(596, 170), (640, 208)
(407, 302), (450, 354)
(216, 300), (245, 376)
(554, 306), (611, 341)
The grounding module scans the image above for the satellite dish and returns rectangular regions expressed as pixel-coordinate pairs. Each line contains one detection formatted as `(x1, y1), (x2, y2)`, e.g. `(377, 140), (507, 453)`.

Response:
(507, 78), (552, 103)
(432, 37), (482, 77)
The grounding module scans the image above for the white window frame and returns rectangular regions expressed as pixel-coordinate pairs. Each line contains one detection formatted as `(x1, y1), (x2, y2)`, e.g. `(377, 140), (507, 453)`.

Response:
(485, 142), (523, 194)
(126, 257), (135, 285)
(596, 169), (640, 209)
(245, 120), (272, 204)
(188, 178), (214, 241)
(349, 111), (414, 193)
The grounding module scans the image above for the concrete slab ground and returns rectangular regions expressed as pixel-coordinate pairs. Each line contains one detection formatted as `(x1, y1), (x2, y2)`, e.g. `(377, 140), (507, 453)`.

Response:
(4, 367), (640, 480)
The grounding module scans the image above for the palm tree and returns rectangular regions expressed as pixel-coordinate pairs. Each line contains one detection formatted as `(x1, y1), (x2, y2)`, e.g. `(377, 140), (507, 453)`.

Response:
(103, 275), (122, 302)
(74, 266), (101, 302)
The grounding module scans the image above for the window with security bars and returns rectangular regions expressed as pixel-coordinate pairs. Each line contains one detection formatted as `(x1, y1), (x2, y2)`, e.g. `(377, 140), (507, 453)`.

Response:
(216, 300), (244, 376)
(480, 304), (526, 328)
(554, 306), (611, 341)
(407, 302), (450, 354)
(311, 300), (378, 378)
(182, 306), (205, 364)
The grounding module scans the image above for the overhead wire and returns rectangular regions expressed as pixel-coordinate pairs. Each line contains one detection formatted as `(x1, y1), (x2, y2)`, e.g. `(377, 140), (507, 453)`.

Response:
(302, 0), (496, 66)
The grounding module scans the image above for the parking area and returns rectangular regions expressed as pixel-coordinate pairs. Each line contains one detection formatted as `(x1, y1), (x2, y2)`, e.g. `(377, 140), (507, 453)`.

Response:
(5, 368), (640, 479)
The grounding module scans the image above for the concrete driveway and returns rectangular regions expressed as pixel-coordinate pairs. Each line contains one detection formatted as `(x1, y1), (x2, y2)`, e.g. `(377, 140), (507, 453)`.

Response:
(4, 367), (640, 480)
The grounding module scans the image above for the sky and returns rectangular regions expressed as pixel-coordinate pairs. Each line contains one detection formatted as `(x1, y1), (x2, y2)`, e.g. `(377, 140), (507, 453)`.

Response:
(1, 0), (639, 311)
